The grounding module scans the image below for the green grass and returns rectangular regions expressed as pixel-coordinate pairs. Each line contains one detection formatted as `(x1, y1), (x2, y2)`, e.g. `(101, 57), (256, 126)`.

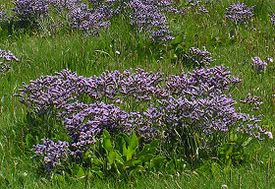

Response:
(0, 0), (275, 188)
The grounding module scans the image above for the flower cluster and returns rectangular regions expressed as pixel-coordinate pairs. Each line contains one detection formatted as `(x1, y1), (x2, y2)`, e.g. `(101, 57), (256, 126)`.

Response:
(0, 49), (19, 75)
(184, 46), (213, 67)
(13, 0), (51, 22)
(0, 49), (19, 61)
(240, 94), (263, 110)
(225, 2), (254, 23)
(18, 66), (273, 168)
(8, 0), (182, 41)
(129, 0), (176, 41)
(251, 57), (268, 72)
(271, 14), (275, 25)
(33, 139), (69, 169)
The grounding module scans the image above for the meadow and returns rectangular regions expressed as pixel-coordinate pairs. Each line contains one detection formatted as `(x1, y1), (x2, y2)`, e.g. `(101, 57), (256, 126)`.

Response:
(0, 0), (274, 188)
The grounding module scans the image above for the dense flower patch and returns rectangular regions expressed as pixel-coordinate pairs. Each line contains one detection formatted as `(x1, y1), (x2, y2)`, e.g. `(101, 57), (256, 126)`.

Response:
(18, 66), (272, 170)
(6, 0), (184, 41)
(225, 2), (254, 23)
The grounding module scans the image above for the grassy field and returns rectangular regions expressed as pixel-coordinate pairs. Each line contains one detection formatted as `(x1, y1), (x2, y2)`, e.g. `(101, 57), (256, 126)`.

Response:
(0, 0), (274, 188)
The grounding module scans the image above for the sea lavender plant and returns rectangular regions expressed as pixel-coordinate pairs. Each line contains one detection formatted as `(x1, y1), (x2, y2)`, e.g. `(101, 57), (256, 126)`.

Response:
(128, 0), (176, 41)
(10, 0), (182, 41)
(68, 2), (112, 33)
(184, 46), (213, 67)
(19, 67), (271, 140)
(19, 67), (273, 169)
(13, 0), (51, 23)
(225, 2), (254, 24)
(251, 56), (268, 72)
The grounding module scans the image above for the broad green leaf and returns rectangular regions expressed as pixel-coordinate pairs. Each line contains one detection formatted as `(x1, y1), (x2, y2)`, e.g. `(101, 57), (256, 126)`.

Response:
(76, 167), (85, 178)
(102, 130), (113, 152)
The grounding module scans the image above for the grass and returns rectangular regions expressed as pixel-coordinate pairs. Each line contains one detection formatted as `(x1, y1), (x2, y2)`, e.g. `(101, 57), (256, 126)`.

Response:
(0, 0), (274, 188)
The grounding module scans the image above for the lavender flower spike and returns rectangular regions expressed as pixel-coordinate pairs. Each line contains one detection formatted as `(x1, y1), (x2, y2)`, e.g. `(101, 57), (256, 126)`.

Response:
(251, 57), (268, 72)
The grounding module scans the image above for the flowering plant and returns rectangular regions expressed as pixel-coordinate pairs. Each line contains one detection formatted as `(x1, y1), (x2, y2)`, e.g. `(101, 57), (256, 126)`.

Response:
(8, 0), (183, 41)
(225, 2), (254, 24)
(18, 66), (272, 171)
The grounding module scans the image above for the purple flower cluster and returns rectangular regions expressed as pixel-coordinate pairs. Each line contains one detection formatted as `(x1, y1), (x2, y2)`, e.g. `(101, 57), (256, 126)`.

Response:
(129, 0), (176, 41)
(251, 57), (268, 72)
(0, 49), (19, 75)
(68, 1), (114, 33)
(240, 94), (263, 110)
(225, 2), (254, 23)
(184, 46), (213, 67)
(271, 14), (275, 25)
(33, 139), (69, 169)
(13, 0), (51, 22)
(19, 67), (272, 168)
(0, 49), (19, 61)
(9, 0), (182, 41)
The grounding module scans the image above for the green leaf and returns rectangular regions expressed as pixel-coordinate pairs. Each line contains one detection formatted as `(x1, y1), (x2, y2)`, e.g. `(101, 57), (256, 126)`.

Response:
(25, 133), (35, 148)
(123, 142), (133, 161)
(107, 150), (116, 164)
(129, 165), (144, 177)
(102, 130), (113, 152)
(128, 132), (139, 151)
(76, 166), (85, 178)
(150, 156), (166, 170)
(138, 140), (158, 158)
(91, 167), (104, 178)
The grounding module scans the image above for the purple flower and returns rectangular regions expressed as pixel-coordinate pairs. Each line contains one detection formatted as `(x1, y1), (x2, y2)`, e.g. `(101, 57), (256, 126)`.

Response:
(240, 94), (263, 110)
(33, 139), (69, 169)
(0, 49), (19, 75)
(13, 0), (51, 21)
(9, 0), (182, 41)
(271, 14), (275, 25)
(251, 57), (268, 72)
(184, 46), (213, 67)
(19, 66), (272, 169)
(225, 2), (254, 23)
(0, 49), (19, 61)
